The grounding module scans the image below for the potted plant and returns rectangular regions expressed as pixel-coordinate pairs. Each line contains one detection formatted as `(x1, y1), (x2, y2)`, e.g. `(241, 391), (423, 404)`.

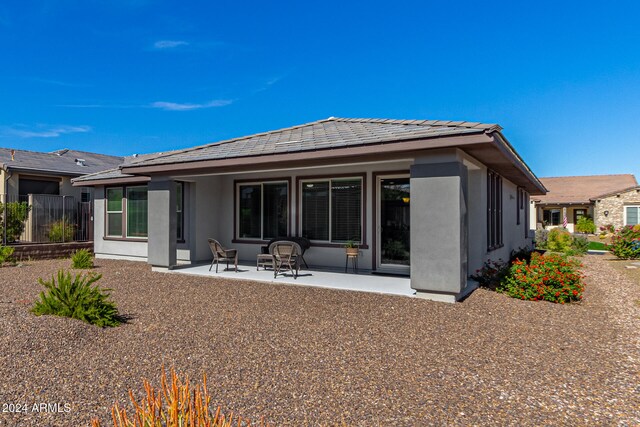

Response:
(344, 240), (359, 256)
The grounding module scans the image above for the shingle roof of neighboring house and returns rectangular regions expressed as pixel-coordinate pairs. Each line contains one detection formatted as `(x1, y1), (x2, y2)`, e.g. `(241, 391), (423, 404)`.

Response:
(533, 174), (638, 204)
(122, 117), (500, 168)
(0, 147), (123, 177)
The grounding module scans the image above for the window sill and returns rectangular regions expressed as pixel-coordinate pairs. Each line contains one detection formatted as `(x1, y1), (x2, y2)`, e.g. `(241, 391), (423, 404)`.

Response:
(103, 237), (148, 242)
(310, 242), (369, 249)
(487, 244), (504, 252)
(233, 239), (271, 245)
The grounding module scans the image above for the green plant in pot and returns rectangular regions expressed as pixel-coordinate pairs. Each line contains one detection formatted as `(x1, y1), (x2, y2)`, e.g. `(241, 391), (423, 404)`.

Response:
(344, 240), (359, 256)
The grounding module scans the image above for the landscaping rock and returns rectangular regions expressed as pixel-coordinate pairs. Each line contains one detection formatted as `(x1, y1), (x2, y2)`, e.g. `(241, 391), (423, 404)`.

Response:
(0, 256), (637, 426)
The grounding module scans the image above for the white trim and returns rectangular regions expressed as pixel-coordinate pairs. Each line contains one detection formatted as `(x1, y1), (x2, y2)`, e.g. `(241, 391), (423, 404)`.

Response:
(624, 205), (640, 226)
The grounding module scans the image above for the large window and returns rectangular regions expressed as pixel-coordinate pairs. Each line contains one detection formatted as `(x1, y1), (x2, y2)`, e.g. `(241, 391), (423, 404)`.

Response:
(543, 209), (561, 226)
(301, 178), (362, 243)
(107, 186), (148, 238)
(626, 206), (640, 226)
(237, 181), (288, 240)
(487, 171), (503, 250)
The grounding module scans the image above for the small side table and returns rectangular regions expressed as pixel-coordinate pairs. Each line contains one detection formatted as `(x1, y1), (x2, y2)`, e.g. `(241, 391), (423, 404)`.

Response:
(257, 254), (274, 271)
(345, 252), (359, 273)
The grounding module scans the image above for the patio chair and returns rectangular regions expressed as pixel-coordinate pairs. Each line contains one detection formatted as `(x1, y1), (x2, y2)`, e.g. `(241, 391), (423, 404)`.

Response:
(208, 239), (238, 273)
(271, 240), (301, 279)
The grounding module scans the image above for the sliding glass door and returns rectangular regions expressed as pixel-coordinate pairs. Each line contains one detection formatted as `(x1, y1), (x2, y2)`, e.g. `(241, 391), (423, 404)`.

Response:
(377, 175), (410, 274)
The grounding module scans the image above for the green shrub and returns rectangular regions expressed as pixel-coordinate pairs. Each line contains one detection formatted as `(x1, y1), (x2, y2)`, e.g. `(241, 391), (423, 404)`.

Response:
(32, 270), (121, 327)
(71, 249), (94, 269)
(567, 233), (589, 256)
(0, 245), (15, 265)
(575, 216), (596, 234)
(609, 225), (640, 260)
(498, 252), (585, 303)
(471, 258), (510, 291)
(547, 228), (573, 252)
(47, 219), (76, 242)
(0, 201), (31, 242)
(535, 229), (549, 249)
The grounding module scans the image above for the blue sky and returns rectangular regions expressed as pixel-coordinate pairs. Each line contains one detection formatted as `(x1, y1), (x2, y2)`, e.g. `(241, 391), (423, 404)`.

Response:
(1, 0), (639, 179)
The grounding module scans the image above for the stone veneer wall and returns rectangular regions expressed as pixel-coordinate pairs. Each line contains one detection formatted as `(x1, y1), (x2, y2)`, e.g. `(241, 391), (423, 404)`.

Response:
(593, 187), (640, 229)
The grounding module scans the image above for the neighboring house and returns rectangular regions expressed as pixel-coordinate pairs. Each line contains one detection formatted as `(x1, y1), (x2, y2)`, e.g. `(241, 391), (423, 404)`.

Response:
(73, 117), (545, 302)
(1, 148), (123, 243)
(1, 148), (123, 200)
(529, 174), (639, 232)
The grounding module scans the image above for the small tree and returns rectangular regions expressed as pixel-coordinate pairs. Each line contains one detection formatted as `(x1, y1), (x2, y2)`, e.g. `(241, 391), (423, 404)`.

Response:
(0, 201), (31, 243)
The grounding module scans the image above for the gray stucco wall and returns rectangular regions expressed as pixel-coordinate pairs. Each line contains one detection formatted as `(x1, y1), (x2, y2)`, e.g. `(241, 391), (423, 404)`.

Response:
(409, 161), (468, 295)
(147, 178), (177, 268)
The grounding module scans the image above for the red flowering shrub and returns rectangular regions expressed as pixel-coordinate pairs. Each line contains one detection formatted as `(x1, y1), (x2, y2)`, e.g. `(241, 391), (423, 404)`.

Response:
(609, 225), (640, 260)
(498, 252), (584, 303)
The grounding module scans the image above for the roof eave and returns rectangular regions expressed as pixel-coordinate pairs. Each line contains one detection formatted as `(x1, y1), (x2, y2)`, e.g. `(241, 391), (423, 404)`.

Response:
(72, 175), (151, 187)
(490, 132), (547, 195)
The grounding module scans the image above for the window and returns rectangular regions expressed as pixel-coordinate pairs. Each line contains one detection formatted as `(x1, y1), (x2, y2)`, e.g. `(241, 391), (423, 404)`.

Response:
(106, 187), (123, 237)
(516, 188), (522, 225)
(522, 190), (529, 238)
(237, 181), (288, 240)
(301, 178), (362, 243)
(106, 185), (148, 239)
(19, 177), (59, 196)
(81, 188), (93, 203)
(176, 182), (184, 241)
(487, 171), (503, 250)
(126, 186), (148, 238)
(543, 209), (561, 226)
(626, 206), (640, 226)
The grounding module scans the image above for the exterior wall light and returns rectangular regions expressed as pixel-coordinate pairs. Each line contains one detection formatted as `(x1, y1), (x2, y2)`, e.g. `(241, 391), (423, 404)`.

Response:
(604, 210), (609, 217)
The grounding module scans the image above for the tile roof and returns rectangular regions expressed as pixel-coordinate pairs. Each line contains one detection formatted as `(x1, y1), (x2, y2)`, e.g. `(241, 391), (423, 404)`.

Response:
(0, 147), (123, 176)
(533, 174), (638, 204)
(124, 117), (500, 168)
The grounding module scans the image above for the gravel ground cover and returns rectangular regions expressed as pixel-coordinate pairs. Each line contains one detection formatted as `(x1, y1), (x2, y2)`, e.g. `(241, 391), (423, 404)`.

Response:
(0, 255), (638, 426)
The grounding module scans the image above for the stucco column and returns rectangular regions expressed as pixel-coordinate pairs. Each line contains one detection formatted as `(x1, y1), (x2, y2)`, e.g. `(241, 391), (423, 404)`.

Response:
(147, 177), (177, 268)
(410, 161), (468, 300)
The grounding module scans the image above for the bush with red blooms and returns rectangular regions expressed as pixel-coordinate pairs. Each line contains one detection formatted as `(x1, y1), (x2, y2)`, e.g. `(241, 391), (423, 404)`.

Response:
(609, 224), (640, 260)
(498, 252), (584, 304)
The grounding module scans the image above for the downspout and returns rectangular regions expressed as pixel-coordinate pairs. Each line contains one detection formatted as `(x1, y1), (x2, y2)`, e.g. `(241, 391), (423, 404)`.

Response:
(2, 165), (11, 245)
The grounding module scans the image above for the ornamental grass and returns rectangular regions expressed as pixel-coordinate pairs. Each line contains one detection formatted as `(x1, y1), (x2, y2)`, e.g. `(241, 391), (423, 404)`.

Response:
(91, 368), (270, 427)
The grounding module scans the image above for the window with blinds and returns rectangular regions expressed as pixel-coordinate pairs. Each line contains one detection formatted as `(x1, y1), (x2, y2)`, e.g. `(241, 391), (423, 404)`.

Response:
(626, 206), (639, 226)
(301, 178), (362, 243)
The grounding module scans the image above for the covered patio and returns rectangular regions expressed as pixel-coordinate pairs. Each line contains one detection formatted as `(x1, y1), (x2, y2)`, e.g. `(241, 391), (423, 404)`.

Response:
(159, 262), (415, 297)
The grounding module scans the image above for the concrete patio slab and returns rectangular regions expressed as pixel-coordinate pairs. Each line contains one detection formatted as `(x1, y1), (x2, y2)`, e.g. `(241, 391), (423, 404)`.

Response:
(157, 263), (415, 297)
